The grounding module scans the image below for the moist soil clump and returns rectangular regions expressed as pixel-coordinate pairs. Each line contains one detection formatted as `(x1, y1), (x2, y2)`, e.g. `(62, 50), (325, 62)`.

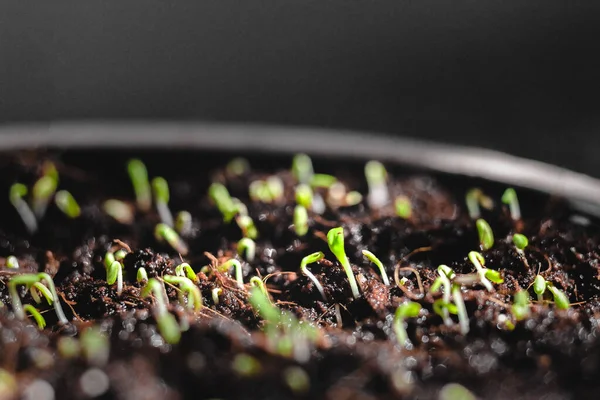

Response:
(1, 149), (600, 399)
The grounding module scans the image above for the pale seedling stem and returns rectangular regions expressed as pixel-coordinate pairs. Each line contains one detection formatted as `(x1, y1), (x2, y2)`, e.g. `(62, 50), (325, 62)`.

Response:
(361, 250), (390, 286)
(327, 227), (360, 299)
(300, 252), (327, 301)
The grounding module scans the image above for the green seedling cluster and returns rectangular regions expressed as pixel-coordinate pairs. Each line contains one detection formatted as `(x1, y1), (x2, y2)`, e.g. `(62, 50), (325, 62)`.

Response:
(365, 160), (389, 208)
(362, 250), (390, 286)
(249, 178), (283, 203)
(155, 223), (189, 255)
(394, 196), (412, 219)
(208, 182), (238, 222)
(300, 252), (327, 301)
(103, 199), (134, 224)
(293, 205), (309, 236)
(476, 219), (494, 250)
(501, 188), (521, 221)
(393, 301), (421, 348)
(127, 159), (152, 212)
(327, 227), (360, 299)
(163, 275), (203, 312)
(152, 177), (174, 227)
(431, 265), (456, 327)
(141, 278), (181, 344)
(236, 215), (258, 239)
(465, 188), (493, 219)
(54, 190), (81, 219)
(9, 183), (38, 234)
(105, 258), (124, 296)
(238, 237), (257, 262)
(468, 251), (503, 292)
(8, 272), (68, 325)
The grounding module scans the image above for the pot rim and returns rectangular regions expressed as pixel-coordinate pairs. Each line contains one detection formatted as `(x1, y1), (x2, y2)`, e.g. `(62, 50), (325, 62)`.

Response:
(1, 120), (600, 215)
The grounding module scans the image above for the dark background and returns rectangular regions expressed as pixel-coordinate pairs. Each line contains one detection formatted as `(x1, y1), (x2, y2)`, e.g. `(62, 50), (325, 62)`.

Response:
(1, 1), (600, 175)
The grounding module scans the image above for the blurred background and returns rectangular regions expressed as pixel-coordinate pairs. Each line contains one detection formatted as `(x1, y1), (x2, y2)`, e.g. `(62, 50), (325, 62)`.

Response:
(1, 1), (600, 175)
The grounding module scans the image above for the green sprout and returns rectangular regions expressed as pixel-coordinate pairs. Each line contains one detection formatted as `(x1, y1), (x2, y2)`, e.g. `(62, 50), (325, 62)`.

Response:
(6, 256), (19, 269)
(141, 278), (181, 344)
(237, 238), (256, 262)
(452, 284), (470, 335)
(439, 383), (476, 400)
(232, 197), (249, 216)
(54, 190), (81, 219)
(208, 182), (238, 222)
(476, 219), (494, 250)
(327, 227), (360, 299)
(533, 275), (546, 302)
(236, 215), (258, 239)
(212, 287), (222, 304)
(154, 223), (189, 255)
(9, 183), (37, 234)
(310, 173), (337, 189)
(468, 251), (499, 292)
(175, 210), (193, 236)
(362, 250), (390, 286)
(106, 260), (124, 295)
(114, 249), (127, 261)
(295, 184), (313, 208)
(300, 252), (327, 301)
(152, 177), (174, 227)
(513, 233), (529, 251)
(226, 157), (250, 177)
(32, 163), (59, 218)
(29, 282), (53, 305)
(293, 205), (309, 236)
(501, 188), (521, 221)
(175, 263), (198, 283)
(249, 276), (270, 300)
(395, 196), (412, 219)
(24, 304), (46, 329)
(249, 180), (272, 203)
(431, 265), (455, 326)
(127, 159), (152, 212)
(104, 251), (115, 269)
(163, 275), (203, 312)
(512, 290), (530, 321)
(136, 267), (148, 283)
(292, 154), (314, 184)
(546, 282), (570, 310)
(102, 199), (134, 224)
(220, 259), (244, 289)
(8, 273), (68, 325)
(365, 160), (389, 208)
(266, 176), (285, 201)
(465, 188), (494, 219)
(393, 301), (421, 348)
(345, 191), (363, 206)
(232, 354), (262, 377)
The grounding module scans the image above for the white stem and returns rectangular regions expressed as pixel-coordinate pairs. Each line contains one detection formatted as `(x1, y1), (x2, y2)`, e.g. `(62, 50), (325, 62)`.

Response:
(16, 201), (38, 234)
(367, 184), (389, 209)
(157, 203), (174, 227)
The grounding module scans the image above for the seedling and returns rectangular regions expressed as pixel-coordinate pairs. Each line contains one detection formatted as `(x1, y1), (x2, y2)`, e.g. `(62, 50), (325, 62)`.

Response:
(175, 211), (193, 236)
(104, 251), (115, 269)
(300, 251), (327, 301)
(468, 251), (501, 291)
(32, 163), (59, 218)
(24, 304), (46, 329)
(345, 191), (363, 206)
(154, 223), (189, 255)
(431, 265), (454, 326)
(266, 176), (285, 201)
(294, 205), (309, 236)
(365, 160), (389, 208)
(54, 190), (81, 218)
(106, 260), (124, 296)
(127, 159), (152, 212)
(80, 327), (110, 367)
(295, 184), (313, 208)
(6, 256), (19, 269)
(501, 188), (521, 221)
(29, 282), (53, 305)
(249, 180), (273, 203)
(232, 198), (249, 216)
(476, 219), (494, 250)
(236, 215), (258, 239)
(292, 154), (314, 184)
(452, 284), (470, 335)
(212, 287), (222, 304)
(237, 237), (256, 262)
(102, 199), (134, 224)
(533, 274), (546, 302)
(393, 301), (421, 348)
(163, 275), (203, 312)
(114, 249), (127, 261)
(141, 278), (181, 344)
(439, 383), (476, 400)
(465, 188), (493, 219)
(136, 267), (148, 283)
(362, 250), (390, 286)
(311, 173), (337, 189)
(226, 157), (250, 176)
(250, 276), (269, 299)
(513, 233), (528, 251)
(546, 282), (570, 310)
(8, 273), (68, 324)
(311, 193), (326, 214)
(9, 183), (37, 234)
(175, 263), (198, 283)
(512, 290), (530, 321)
(208, 182), (238, 222)
(395, 196), (412, 219)
(327, 227), (360, 299)
(220, 259), (244, 289)
(152, 177), (174, 227)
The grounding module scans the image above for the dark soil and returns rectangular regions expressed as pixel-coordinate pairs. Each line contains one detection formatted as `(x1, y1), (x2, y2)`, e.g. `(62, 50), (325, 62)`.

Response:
(1, 149), (600, 400)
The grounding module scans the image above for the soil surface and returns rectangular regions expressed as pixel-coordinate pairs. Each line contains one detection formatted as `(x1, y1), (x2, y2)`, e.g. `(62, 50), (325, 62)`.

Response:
(1, 149), (600, 400)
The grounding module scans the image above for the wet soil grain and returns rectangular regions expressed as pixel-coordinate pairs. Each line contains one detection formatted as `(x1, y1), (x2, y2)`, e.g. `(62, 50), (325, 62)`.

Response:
(1, 149), (600, 400)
